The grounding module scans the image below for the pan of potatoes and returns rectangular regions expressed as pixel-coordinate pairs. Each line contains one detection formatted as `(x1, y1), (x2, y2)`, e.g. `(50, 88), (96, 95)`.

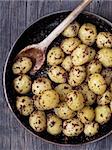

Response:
(3, 11), (112, 145)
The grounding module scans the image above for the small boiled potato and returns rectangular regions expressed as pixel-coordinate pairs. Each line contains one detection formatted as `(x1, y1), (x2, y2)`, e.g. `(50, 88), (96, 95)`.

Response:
(68, 66), (86, 87)
(39, 90), (59, 110)
(63, 118), (83, 137)
(84, 122), (99, 137)
(47, 47), (64, 66)
(32, 77), (52, 95)
(66, 90), (85, 111)
(101, 68), (112, 86)
(54, 102), (75, 120)
(47, 114), (62, 135)
(33, 95), (44, 110)
(110, 101), (112, 112)
(79, 83), (96, 105)
(97, 90), (112, 105)
(48, 66), (67, 83)
(96, 32), (112, 48)
(78, 23), (97, 46)
(98, 48), (112, 67)
(55, 83), (72, 101)
(62, 21), (80, 37)
(71, 44), (96, 66)
(61, 56), (73, 72)
(13, 75), (32, 94)
(29, 110), (46, 132)
(87, 59), (102, 75)
(77, 106), (95, 124)
(12, 57), (32, 74)
(95, 105), (111, 124)
(88, 73), (106, 95)
(60, 37), (81, 54)
(16, 96), (34, 116)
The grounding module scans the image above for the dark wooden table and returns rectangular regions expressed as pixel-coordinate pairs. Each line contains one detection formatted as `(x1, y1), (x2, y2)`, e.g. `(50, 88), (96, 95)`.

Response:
(0, 0), (112, 150)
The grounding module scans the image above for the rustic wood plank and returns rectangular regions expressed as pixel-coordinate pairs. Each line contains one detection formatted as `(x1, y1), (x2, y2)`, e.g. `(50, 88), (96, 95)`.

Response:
(0, 0), (112, 150)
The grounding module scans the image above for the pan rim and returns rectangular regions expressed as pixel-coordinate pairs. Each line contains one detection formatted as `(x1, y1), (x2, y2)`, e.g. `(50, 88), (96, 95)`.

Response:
(3, 10), (112, 146)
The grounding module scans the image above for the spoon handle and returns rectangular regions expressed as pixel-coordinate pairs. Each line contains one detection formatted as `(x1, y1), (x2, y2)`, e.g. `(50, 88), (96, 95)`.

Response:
(40, 0), (92, 49)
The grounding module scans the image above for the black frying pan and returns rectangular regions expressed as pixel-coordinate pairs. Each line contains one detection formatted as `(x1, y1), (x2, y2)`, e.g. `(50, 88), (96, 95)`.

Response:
(3, 11), (112, 146)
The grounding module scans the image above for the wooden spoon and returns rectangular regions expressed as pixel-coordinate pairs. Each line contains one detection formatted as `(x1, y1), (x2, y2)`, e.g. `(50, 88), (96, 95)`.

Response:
(17, 0), (92, 75)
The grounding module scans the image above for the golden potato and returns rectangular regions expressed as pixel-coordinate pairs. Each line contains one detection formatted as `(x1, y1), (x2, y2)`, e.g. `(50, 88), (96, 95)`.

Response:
(13, 75), (32, 94)
(32, 77), (52, 95)
(55, 83), (72, 101)
(87, 59), (102, 75)
(16, 96), (34, 116)
(47, 114), (62, 135)
(29, 110), (46, 132)
(63, 118), (83, 137)
(88, 73), (106, 95)
(68, 66), (86, 87)
(79, 83), (96, 105)
(96, 32), (112, 48)
(48, 66), (67, 83)
(101, 68), (112, 86)
(61, 56), (73, 72)
(79, 23), (97, 46)
(47, 47), (64, 66)
(71, 44), (96, 66)
(95, 105), (111, 124)
(77, 106), (95, 124)
(60, 37), (81, 54)
(33, 95), (44, 110)
(62, 21), (80, 37)
(98, 48), (112, 67)
(39, 90), (59, 110)
(66, 90), (85, 111)
(54, 102), (75, 120)
(97, 90), (112, 105)
(84, 122), (99, 137)
(12, 57), (32, 74)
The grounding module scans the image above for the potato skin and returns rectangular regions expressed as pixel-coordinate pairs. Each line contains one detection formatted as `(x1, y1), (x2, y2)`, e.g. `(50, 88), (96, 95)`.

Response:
(62, 22), (80, 37)
(101, 68), (112, 86)
(13, 75), (32, 94)
(78, 23), (97, 46)
(55, 83), (72, 101)
(96, 32), (112, 48)
(66, 90), (85, 111)
(98, 48), (112, 67)
(54, 102), (75, 120)
(12, 57), (32, 74)
(97, 90), (112, 105)
(71, 44), (96, 66)
(47, 47), (64, 66)
(63, 118), (83, 137)
(88, 73), (106, 95)
(33, 95), (44, 110)
(29, 110), (46, 132)
(77, 106), (95, 124)
(87, 59), (102, 75)
(47, 114), (62, 135)
(16, 96), (34, 116)
(68, 65), (86, 87)
(61, 56), (73, 72)
(84, 122), (99, 137)
(60, 37), (81, 54)
(95, 105), (111, 124)
(39, 90), (59, 110)
(110, 101), (112, 112)
(79, 83), (96, 105)
(32, 77), (52, 95)
(48, 66), (67, 83)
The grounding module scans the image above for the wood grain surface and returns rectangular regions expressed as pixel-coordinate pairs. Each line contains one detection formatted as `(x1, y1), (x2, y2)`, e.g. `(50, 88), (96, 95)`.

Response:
(0, 0), (112, 150)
